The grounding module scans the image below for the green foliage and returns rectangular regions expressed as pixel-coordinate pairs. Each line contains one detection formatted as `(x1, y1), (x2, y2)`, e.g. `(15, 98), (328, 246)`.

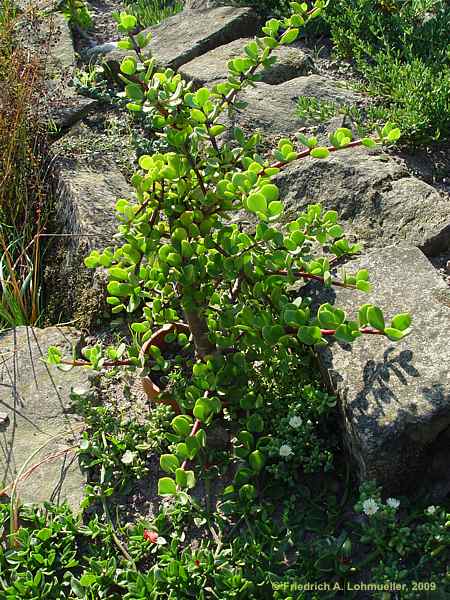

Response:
(235, 0), (292, 17)
(122, 0), (183, 28)
(0, 2), (48, 328)
(49, 2), (409, 502)
(313, 0), (450, 144)
(1, 480), (448, 599)
(262, 355), (337, 482)
(60, 0), (93, 29)
(71, 385), (173, 496)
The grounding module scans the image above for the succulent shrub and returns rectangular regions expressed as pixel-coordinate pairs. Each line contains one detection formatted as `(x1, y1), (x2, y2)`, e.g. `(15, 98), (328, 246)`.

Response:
(48, 1), (409, 499)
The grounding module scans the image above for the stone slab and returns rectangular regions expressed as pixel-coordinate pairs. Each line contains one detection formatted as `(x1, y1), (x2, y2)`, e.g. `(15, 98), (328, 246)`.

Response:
(179, 38), (313, 86)
(0, 327), (92, 508)
(185, 0), (231, 7)
(275, 148), (450, 255)
(226, 74), (361, 137)
(44, 160), (133, 328)
(104, 6), (260, 73)
(317, 245), (450, 496)
(51, 159), (132, 249)
(17, 8), (93, 130)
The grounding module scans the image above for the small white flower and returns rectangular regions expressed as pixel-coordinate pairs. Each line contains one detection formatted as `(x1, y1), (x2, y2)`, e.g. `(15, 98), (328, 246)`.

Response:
(426, 505), (436, 515)
(121, 450), (137, 465)
(279, 444), (293, 457)
(386, 497), (400, 509)
(289, 415), (303, 429)
(362, 498), (379, 516)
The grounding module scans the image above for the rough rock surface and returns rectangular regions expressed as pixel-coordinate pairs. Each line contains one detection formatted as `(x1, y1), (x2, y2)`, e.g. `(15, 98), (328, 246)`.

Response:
(105, 6), (260, 73)
(275, 148), (450, 255)
(18, 9), (95, 129)
(226, 75), (361, 137)
(52, 159), (132, 248)
(44, 160), (133, 328)
(184, 0), (231, 7)
(180, 38), (313, 86)
(317, 246), (450, 497)
(0, 327), (91, 508)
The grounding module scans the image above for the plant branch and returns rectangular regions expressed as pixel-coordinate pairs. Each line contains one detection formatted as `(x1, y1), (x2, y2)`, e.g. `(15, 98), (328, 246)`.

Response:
(270, 269), (357, 289)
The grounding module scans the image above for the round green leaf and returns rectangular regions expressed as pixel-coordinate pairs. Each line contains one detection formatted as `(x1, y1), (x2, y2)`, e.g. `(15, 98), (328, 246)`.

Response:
(158, 477), (177, 495)
(175, 468), (187, 488)
(310, 147), (330, 159)
(249, 450), (265, 473)
(191, 109), (206, 123)
(356, 280), (372, 293)
(239, 483), (257, 501)
(171, 416), (192, 437)
(193, 397), (214, 421)
(160, 454), (180, 473)
(247, 193), (267, 214)
(367, 306), (385, 331)
(121, 57), (137, 76)
(260, 184), (279, 203)
(384, 327), (405, 341)
(246, 414), (264, 433)
(391, 313), (412, 332)
(298, 326), (322, 345)
(280, 28), (299, 44)
(268, 201), (283, 217)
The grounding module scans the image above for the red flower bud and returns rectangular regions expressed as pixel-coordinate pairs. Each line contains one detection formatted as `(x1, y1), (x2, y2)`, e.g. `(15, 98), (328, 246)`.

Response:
(143, 529), (158, 543)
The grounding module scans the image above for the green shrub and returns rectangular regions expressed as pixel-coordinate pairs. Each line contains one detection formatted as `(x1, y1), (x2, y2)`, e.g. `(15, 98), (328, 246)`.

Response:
(235, 0), (292, 16)
(48, 3), (407, 504)
(313, 0), (450, 144)
(123, 0), (183, 28)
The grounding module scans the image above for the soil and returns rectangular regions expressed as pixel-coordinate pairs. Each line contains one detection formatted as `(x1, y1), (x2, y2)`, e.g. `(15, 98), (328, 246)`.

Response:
(51, 104), (137, 178)
(72, 0), (124, 54)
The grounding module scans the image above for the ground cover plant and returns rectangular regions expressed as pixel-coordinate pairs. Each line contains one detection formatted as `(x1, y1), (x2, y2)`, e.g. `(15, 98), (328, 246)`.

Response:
(60, 0), (93, 29)
(123, 0), (183, 28)
(303, 0), (450, 145)
(1, 367), (449, 598)
(0, 0), (49, 327)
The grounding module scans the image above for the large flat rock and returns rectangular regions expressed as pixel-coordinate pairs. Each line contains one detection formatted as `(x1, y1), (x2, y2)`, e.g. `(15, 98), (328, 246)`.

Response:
(275, 148), (450, 255)
(180, 38), (313, 86)
(18, 8), (95, 129)
(225, 74), (361, 138)
(317, 246), (450, 497)
(105, 6), (259, 73)
(51, 159), (132, 249)
(44, 160), (133, 328)
(0, 327), (91, 508)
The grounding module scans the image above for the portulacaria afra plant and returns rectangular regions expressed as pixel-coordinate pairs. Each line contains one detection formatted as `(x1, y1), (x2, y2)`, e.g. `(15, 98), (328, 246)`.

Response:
(48, 1), (410, 500)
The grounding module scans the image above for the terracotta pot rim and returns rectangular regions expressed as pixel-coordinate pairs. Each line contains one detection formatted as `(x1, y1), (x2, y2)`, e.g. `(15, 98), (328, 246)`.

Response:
(139, 321), (190, 360)
(139, 322), (190, 414)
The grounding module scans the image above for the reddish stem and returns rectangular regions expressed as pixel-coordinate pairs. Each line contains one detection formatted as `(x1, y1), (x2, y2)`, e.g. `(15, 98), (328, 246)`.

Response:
(181, 418), (202, 470)
(320, 328), (384, 336)
(272, 270), (356, 289)
(262, 138), (377, 176)
(60, 358), (134, 368)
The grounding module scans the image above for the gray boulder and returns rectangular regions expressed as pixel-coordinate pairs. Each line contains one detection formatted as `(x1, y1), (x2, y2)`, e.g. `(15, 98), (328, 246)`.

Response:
(180, 38), (313, 86)
(104, 6), (260, 74)
(44, 160), (133, 329)
(226, 75), (361, 138)
(0, 327), (92, 509)
(275, 148), (450, 255)
(317, 246), (450, 498)
(17, 10), (94, 129)
(184, 0), (232, 7)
